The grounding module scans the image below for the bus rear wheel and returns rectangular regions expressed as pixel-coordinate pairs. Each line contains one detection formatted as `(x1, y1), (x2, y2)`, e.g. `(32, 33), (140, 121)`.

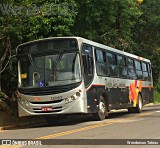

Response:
(93, 95), (108, 120)
(135, 94), (143, 113)
(128, 94), (143, 113)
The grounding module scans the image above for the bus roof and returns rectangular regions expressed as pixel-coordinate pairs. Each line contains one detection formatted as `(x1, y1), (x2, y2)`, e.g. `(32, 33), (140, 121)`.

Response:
(17, 36), (151, 63)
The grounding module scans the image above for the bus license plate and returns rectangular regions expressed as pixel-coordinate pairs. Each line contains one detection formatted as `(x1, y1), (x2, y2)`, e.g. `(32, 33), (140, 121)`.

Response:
(42, 107), (52, 112)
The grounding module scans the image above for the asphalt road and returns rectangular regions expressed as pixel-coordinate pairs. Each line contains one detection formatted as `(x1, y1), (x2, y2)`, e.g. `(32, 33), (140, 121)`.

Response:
(0, 105), (160, 148)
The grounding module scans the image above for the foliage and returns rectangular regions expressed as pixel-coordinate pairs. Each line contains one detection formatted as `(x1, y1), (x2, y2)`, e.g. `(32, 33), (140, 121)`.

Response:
(19, 0), (77, 40)
(73, 0), (142, 52)
(134, 0), (160, 85)
(154, 90), (160, 104)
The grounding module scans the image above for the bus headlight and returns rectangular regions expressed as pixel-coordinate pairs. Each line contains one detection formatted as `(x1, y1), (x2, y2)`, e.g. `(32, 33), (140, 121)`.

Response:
(76, 92), (81, 97)
(24, 101), (29, 106)
(65, 95), (76, 104)
(64, 90), (83, 104)
(19, 99), (29, 106)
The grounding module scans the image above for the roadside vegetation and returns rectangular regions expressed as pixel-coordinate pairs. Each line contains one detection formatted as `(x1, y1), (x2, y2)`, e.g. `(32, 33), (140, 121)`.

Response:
(154, 90), (160, 104)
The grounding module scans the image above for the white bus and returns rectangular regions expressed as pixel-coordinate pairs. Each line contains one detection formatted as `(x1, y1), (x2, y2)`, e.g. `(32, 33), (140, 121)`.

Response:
(16, 37), (154, 121)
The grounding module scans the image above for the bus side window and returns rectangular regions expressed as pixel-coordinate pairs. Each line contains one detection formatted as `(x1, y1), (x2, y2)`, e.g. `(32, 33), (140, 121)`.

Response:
(142, 62), (149, 81)
(148, 63), (151, 73)
(135, 60), (143, 80)
(117, 55), (128, 78)
(127, 58), (137, 79)
(106, 52), (118, 77)
(142, 62), (148, 81)
(147, 63), (152, 81)
(95, 48), (108, 76)
(82, 44), (94, 86)
(95, 49), (104, 62)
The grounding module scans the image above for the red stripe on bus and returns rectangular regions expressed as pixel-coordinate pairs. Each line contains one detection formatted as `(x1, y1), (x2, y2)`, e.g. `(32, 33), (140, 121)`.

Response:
(126, 86), (153, 88)
(87, 84), (105, 91)
(87, 84), (153, 91)
(142, 86), (153, 88)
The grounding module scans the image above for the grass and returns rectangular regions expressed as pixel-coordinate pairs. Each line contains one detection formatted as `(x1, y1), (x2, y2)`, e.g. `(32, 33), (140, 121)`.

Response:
(154, 90), (160, 104)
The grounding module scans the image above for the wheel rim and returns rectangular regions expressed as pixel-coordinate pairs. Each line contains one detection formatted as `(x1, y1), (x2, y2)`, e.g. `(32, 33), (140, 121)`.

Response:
(138, 96), (142, 110)
(99, 100), (106, 115)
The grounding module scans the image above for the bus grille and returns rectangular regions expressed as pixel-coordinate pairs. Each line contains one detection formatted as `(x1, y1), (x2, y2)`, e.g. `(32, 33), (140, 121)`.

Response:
(30, 99), (63, 104)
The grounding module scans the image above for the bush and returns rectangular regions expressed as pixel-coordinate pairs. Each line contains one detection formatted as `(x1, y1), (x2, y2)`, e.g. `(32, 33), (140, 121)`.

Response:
(154, 90), (160, 104)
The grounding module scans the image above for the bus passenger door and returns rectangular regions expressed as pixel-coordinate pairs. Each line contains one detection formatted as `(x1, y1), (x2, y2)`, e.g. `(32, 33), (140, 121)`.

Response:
(117, 55), (129, 107)
(81, 44), (96, 112)
(81, 44), (94, 86)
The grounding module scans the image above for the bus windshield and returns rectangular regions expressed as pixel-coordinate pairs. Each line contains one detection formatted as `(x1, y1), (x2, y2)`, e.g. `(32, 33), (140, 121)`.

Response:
(19, 52), (82, 88)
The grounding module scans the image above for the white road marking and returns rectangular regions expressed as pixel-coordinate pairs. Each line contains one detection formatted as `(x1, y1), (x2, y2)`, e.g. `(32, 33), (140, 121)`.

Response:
(155, 110), (160, 112)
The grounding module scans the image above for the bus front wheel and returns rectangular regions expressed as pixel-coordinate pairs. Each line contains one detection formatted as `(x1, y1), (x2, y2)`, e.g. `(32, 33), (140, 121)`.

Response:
(93, 95), (108, 120)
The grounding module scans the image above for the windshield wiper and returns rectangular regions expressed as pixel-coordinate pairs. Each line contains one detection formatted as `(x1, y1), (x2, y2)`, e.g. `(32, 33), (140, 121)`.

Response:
(28, 54), (39, 73)
(52, 50), (64, 81)
(54, 50), (64, 71)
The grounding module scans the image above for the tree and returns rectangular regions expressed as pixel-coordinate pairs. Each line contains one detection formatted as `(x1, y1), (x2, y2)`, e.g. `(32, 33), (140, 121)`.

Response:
(73, 0), (142, 52)
(0, 0), (16, 92)
(134, 0), (160, 85)
(19, 0), (77, 41)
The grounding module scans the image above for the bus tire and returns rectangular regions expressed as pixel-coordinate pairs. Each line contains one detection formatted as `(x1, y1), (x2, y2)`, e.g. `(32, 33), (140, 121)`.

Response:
(128, 94), (143, 113)
(93, 95), (108, 121)
(135, 94), (143, 113)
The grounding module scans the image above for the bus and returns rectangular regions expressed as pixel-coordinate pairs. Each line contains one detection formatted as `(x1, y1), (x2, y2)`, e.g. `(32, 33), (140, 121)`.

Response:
(16, 37), (154, 121)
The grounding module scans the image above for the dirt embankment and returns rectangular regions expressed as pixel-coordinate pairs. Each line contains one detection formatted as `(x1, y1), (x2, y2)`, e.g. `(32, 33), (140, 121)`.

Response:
(0, 91), (19, 126)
